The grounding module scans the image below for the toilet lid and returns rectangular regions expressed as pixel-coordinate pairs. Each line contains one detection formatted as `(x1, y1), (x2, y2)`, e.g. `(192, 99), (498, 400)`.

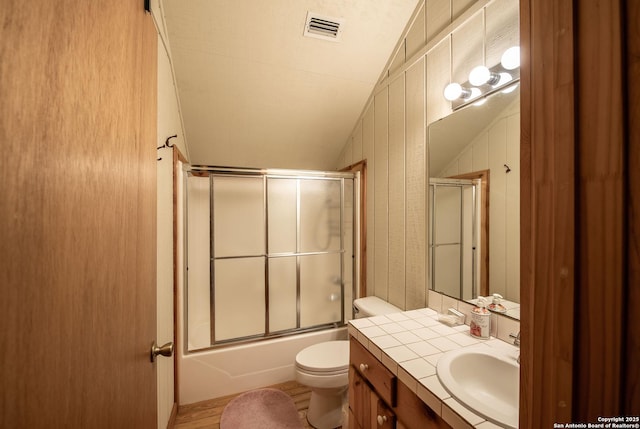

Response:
(295, 340), (349, 373)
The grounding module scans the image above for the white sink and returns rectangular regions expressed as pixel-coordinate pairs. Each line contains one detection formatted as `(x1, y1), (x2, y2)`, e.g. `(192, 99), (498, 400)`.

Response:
(436, 346), (519, 429)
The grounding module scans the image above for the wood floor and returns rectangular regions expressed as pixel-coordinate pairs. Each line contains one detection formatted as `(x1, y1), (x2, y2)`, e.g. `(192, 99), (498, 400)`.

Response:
(173, 380), (344, 429)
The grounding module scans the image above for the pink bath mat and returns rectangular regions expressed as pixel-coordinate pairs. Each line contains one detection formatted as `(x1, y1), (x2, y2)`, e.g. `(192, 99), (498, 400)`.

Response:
(220, 388), (303, 429)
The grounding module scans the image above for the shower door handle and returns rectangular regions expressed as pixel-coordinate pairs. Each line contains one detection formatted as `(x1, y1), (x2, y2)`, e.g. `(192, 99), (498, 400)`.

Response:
(150, 341), (174, 362)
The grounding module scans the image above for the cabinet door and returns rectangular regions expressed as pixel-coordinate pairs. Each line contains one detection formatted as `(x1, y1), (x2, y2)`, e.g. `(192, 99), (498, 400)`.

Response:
(370, 392), (395, 429)
(349, 366), (370, 429)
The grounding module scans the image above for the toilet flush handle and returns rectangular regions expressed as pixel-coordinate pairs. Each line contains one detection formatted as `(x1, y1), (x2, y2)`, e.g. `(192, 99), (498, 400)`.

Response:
(150, 341), (174, 362)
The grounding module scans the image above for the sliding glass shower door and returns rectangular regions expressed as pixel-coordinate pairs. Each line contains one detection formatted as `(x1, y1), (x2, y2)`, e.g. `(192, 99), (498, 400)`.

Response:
(185, 168), (355, 351)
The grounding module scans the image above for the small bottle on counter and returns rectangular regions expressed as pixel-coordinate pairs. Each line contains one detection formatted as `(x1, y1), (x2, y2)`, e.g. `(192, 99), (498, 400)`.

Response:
(470, 297), (490, 339)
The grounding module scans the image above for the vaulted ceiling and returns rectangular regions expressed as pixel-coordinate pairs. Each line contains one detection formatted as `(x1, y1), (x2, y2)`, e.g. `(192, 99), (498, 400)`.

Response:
(161, 0), (420, 170)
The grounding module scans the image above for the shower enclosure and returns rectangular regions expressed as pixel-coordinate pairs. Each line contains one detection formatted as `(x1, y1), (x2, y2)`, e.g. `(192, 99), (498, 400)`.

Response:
(184, 167), (356, 351)
(428, 178), (480, 301)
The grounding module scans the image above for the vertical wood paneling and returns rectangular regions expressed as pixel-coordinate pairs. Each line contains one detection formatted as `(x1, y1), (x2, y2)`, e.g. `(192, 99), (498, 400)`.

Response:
(405, 59), (427, 310)
(406, 3), (426, 60)
(0, 1), (158, 427)
(574, 0), (624, 420)
(362, 106), (376, 295)
(388, 76), (406, 309)
(426, 0), (452, 42)
(426, 38), (451, 126)
(471, 134), (489, 171)
(451, 13), (484, 85)
(374, 89), (389, 299)
(485, 0), (520, 67)
(520, 0), (576, 426)
(452, 0), (476, 21)
(625, 0), (640, 414)
(353, 123), (364, 164)
(488, 119), (507, 297)
(505, 112), (521, 303)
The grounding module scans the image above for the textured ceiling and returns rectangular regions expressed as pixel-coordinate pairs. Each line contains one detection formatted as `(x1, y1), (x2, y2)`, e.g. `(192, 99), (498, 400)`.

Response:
(162, 0), (420, 170)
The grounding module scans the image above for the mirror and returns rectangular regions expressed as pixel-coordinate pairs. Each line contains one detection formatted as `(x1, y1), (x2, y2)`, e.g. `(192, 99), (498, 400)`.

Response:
(428, 84), (520, 319)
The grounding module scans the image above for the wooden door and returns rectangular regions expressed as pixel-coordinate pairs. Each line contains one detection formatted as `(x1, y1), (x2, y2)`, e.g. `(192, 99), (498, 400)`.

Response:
(0, 1), (158, 428)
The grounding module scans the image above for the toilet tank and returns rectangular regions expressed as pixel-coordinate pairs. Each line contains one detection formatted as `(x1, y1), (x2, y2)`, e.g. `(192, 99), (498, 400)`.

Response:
(353, 296), (402, 318)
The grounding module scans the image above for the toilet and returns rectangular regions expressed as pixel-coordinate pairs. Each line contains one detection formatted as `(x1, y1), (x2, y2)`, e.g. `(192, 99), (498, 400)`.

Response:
(295, 296), (402, 429)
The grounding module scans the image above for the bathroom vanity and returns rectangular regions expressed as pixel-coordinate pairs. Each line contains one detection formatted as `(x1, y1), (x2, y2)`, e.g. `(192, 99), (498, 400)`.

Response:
(348, 307), (520, 429)
(349, 337), (450, 428)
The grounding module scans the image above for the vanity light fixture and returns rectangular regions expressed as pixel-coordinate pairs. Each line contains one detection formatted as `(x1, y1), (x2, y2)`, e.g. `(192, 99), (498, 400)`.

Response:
(501, 46), (520, 70)
(443, 83), (481, 101)
(469, 66), (500, 86)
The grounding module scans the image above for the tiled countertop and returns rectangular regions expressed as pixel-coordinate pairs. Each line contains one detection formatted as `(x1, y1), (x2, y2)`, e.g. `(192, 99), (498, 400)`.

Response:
(348, 307), (520, 429)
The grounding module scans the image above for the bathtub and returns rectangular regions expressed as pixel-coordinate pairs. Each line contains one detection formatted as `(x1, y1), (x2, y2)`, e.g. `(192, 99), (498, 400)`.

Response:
(177, 327), (348, 405)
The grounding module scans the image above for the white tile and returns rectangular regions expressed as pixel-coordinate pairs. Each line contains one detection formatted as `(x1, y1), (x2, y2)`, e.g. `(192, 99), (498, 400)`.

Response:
(369, 334), (402, 349)
(443, 398), (485, 426)
(419, 375), (450, 400)
(416, 383), (443, 416)
(379, 322), (405, 334)
(414, 327), (441, 340)
(430, 323), (458, 336)
(425, 352), (443, 367)
(348, 325), (359, 337)
(380, 353), (399, 374)
(397, 319), (424, 330)
(398, 367), (418, 393)
(421, 308), (438, 317)
(359, 325), (388, 338)
(349, 318), (375, 329)
(400, 358), (436, 379)
(387, 312), (410, 322)
(369, 315), (393, 325)
(384, 345), (420, 362)
(416, 316), (440, 327)
(392, 331), (422, 345)
(404, 309), (428, 319)
(406, 341), (441, 357)
(447, 332), (481, 347)
(428, 336), (460, 352)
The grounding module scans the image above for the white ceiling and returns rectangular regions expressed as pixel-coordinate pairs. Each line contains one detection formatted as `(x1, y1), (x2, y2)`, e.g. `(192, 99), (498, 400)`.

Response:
(161, 0), (420, 170)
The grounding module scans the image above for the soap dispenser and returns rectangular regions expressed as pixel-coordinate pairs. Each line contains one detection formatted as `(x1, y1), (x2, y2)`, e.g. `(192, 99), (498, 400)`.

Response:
(488, 293), (507, 313)
(470, 297), (490, 339)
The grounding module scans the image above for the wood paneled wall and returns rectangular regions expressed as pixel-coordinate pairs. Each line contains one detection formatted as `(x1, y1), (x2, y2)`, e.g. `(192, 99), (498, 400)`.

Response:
(336, 0), (519, 310)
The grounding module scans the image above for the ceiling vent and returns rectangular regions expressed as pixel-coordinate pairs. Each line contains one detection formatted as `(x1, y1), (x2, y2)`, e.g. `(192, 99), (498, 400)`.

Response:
(304, 12), (344, 42)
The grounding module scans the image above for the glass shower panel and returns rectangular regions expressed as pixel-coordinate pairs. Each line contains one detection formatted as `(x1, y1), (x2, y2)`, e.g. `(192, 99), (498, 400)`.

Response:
(213, 176), (265, 257)
(214, 257), (265, 341)
(434, 186), (461, 244)
(299, 253), (342, 328)
(186, 175), (212, 350)
(299, 179), (341, 253)
(342, 179), (354, 319)
(268, 256), (297, 332)
(434, 244), (461, 298)
(267, 178), (297, 254)
(461, 186), (474, 300)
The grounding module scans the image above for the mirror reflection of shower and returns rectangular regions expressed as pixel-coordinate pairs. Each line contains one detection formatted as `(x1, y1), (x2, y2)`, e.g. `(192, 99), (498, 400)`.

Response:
(184, 167), (356, 351)
(428, 178), (481, 301)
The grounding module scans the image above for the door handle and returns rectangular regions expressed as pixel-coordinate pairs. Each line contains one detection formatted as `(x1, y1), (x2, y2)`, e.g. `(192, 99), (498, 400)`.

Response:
(150, 341), (174, 362)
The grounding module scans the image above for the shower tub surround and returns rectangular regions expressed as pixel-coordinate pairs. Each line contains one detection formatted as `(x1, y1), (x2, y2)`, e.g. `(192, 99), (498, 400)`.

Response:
(348, 306), (520, 429)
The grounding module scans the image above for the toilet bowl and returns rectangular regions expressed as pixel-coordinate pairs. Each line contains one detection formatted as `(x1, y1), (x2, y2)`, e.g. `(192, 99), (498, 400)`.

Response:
(295, 340), (349, 429)
(295, 297), (402, 428)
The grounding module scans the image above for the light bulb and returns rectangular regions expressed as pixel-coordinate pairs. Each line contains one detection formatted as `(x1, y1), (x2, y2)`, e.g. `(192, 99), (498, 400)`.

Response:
(444, 83), (463, 101)
(469, 66), (491, 86)
(493, 72), (513, 87)
(501, 46), (520, 70)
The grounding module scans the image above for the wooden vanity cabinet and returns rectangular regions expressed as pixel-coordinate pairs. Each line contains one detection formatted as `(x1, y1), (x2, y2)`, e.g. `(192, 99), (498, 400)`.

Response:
(349, 336), (451, 429)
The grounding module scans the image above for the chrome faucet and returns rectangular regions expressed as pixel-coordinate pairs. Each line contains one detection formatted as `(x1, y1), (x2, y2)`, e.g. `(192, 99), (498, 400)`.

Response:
(509, 332), (521, 364)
